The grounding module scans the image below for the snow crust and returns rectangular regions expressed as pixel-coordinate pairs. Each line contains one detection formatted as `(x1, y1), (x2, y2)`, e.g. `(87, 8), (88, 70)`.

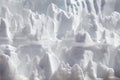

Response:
(0, 0), (120, 80)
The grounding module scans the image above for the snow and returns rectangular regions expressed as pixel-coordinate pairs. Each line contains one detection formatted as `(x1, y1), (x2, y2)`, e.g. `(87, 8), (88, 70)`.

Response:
(0, 0), (120, 80)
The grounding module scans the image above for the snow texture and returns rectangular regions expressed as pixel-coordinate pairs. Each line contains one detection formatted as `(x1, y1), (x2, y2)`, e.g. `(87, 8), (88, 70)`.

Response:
(0, 0), (120, 80)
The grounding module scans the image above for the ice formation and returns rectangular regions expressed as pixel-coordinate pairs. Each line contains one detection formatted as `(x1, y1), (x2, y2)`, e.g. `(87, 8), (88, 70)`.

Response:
(0, 0), (120, 80)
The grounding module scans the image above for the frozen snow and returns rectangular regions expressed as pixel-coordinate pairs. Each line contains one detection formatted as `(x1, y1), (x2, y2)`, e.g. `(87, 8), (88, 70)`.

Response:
(0, 0), (120, 80)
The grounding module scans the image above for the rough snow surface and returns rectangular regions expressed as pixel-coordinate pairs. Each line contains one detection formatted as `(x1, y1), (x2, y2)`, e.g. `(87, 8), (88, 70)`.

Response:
(0, 0), (120, 80)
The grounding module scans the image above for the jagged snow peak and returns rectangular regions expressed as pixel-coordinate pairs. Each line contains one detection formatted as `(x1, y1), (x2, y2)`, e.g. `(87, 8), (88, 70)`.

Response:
(0, 0), (120, 80)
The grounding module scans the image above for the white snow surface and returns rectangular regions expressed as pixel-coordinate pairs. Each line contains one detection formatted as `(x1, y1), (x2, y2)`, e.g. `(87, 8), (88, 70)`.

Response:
(0, 0), (120, 80)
